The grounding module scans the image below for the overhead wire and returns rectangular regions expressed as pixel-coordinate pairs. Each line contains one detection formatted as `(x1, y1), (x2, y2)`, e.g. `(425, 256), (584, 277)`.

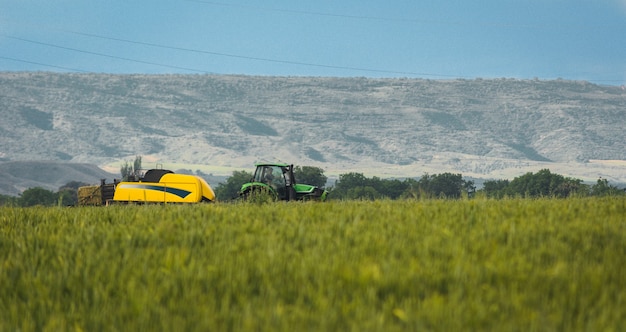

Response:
(63, 31), (459, 78)
(1, 2), (624, 83)
(0, 55), (89, 73)
(4, 33), (622, 83)
(183, 0), (625, 29)
(183, 0), (418, 23)
(3, 35), (213, 74)
(2, 32), (460, 77)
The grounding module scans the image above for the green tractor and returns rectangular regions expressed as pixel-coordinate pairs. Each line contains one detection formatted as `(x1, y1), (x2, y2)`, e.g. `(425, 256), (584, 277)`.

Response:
(239, 163), (328, 201)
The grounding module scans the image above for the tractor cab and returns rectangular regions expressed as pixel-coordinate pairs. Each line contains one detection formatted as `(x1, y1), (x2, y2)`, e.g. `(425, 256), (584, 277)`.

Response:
(250, 163), (295, 200)
(240, 162), (328, 201)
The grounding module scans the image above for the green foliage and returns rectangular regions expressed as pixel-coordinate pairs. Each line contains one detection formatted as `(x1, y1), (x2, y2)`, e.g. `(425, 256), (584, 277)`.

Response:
(331, 172), (405, 200)
(214, 170), (253, 201)
(57, 181), (90, 206)
(345, 186), (382, 200)
(507, 169), (572, 197)
(330, 172), (475, 200)
(133, 156), (142, 174)
(120, 163), (132, 181)
(481, 179), (510, 198)
(330, 172), (378, 199)
(4, 168), (621, 207)
(480, 169), (621, 198)
(55, 190), (76, 206)
(120, 155), (142, 181)
(19, 187), (58, 207)
(58, 181), (90, 191)
(331, 172), (362, 191)
(0, 194), (18, 206)
(240, 186), (277, 204)
(294, 166), (327, 188)
(412, 173), (475, 199)
(591, 178), (624, 196)
(377, 178), (408, 199)
(1, 198), (625, 331)
(0, 180), (92, 207)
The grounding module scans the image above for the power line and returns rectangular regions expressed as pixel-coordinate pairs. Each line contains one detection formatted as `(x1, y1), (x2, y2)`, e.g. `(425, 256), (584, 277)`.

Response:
(0, 55), (89, 72)
(183, 0), (626, 30)
(4, 35), (214, 74)
(5, 32), (459, 77)
(65, 31), (458, 78)
(61, 32), (626, 83)
(183, 0), (410, 23)
(2, 33), (622, 83)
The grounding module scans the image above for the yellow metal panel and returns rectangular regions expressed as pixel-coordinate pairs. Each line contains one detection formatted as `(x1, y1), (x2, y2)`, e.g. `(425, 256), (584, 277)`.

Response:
(197, 176), (216, 201)
(112, 173), (215, 203)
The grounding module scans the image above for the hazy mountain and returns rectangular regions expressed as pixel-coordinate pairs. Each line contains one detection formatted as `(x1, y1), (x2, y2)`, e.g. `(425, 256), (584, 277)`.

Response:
(1, 72), (625, 194)
(0, 161), (116, 196)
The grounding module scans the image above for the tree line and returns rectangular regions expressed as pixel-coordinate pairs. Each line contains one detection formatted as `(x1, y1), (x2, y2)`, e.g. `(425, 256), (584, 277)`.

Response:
(0, 167), (623, 207)
(0, 181), (88, 207)
(480, 169), (624, 198)
(213, 167), (624, 201)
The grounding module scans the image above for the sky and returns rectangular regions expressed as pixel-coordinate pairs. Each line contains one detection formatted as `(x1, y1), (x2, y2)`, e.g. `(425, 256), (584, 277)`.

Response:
(1, 0), (625, 85)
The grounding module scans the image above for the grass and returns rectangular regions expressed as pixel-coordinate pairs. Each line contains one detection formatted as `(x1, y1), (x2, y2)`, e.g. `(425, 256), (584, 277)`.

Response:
(1, 197), (625, 331)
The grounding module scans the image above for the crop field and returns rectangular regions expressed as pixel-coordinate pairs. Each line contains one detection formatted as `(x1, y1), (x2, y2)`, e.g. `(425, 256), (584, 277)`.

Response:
(1, 198), (625, 331)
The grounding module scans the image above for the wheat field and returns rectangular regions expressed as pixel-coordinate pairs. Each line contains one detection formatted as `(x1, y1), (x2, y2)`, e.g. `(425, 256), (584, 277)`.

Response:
(1, 198), (625, 331)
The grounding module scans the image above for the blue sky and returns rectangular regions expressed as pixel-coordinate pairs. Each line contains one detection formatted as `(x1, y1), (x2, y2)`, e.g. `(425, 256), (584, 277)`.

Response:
(1, 0), (625, 84)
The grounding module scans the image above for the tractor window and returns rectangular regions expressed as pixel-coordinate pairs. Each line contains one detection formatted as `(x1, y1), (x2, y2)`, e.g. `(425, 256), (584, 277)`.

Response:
(275, 167), (286, 186)
(263, 167), (275, 184)
(255, 166), (285, 186)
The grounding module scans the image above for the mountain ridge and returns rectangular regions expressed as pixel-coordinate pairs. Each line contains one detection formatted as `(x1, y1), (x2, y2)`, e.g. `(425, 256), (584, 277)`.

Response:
(1, 72), (625, 194)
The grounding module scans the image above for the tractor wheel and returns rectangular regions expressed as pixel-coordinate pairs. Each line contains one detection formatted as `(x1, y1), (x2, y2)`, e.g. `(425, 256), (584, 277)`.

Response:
(240, 186), (277, 203)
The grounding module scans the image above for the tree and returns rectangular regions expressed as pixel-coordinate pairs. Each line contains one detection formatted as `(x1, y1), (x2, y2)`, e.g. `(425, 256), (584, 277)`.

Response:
(481, 179), (510, 198)
(120, 163), (132, 181)
(554, 178), (589, 197)
(346, 186), (381, 200)
(0, 194), (18, 206)
(329, 172), (368, 199)
(56, 190), (76, 206)
(330, 173), (412, 200)
(58, 181), (90, 206)
(213, 170), (253, 201)
(378, 178), (407, 199)
(400, 178), (421, 199)
(501, 169), (595, 198)
(134, 156), (142, 174)
(121, 155), (142, 181)
(414, 173), (474, 199)
(591, 178), (624, 196)
(506, 169), (565, 197)
(20, 187), (57, 207)
(331, 172), (477, 200)
(294, 166), (327, 188)
(59, 181), (90, 191)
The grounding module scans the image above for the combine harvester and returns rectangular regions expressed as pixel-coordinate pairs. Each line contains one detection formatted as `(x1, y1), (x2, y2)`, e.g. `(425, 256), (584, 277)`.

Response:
(78, 168), (215, 205)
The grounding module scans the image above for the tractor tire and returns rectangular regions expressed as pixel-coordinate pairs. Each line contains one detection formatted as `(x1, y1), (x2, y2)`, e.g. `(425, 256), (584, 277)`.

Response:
(240, 186), (278, 202)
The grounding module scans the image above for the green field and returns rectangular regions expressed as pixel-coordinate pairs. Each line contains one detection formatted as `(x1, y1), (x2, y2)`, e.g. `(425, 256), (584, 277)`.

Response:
(1, 198), (625, 331)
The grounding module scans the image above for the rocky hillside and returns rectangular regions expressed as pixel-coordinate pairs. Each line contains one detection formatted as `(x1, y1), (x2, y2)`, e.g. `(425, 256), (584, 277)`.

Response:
(0, 72), (624, 194)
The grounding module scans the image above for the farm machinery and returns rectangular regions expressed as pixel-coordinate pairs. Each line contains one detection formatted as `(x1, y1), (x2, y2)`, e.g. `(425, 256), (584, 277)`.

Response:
(239, 163), (328, 201)
(77, 162), (326, 205)
(77, 168), (215, 205)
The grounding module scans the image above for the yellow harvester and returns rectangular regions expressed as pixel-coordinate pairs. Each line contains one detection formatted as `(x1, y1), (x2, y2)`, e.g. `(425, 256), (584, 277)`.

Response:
(78, 169), (215, 205)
